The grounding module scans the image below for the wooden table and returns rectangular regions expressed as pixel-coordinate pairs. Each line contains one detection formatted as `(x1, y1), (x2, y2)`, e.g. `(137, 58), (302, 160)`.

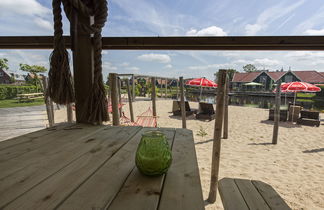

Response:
(218, 178), (291, 210)
(0, 124), (204, 210)
(17, 93), (44, 102)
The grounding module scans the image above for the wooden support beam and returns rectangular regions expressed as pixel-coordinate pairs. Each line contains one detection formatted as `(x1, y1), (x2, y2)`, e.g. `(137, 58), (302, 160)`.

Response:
(42, 77), (54, 127)
(272, 80), (282, 144)
(2, 36), (324, 50)
(126, 79), (134, 122)
(223, 75), (229, 139)
(179, 77), (186, 129)
(118, 77), (122, 117)
(66, 104), (73, 123)
(208, 69), (227, 203)
(72, 12), (93, 123)
(132, 74), (135, 102)
(110, 73), (120, 126)
(165, 79), (168, 99)
(151, 77), (157, 117)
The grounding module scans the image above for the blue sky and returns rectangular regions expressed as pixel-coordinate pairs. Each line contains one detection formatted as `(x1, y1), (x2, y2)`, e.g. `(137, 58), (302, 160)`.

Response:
(1, 0), (324, 80)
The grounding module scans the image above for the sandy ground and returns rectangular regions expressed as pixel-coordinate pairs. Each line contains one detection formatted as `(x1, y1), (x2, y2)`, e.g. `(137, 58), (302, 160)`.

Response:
(2, 99), (324, 209)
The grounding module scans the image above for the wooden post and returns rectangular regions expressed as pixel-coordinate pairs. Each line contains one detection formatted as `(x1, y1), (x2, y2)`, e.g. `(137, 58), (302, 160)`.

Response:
(151, 77), (157, 117)
(160, 78), (163, 98)
(118, 77), (122, 117)
(106, 77), (110, 122)
(272, 80), (281, 144)
(179, 77), (186, 129)
(42, 77), (54, 127)
(132, 74), (135, 102)
(223, 76), (229, 139)
(126, 78), (134, 122)
(208, 69), (227, 203)
(165, 78), (168, 99)
(110, 73), (120, 126)
(71, 8), (93, 123)
(67, 103), (73, 123)
(176, 79), (179, 99)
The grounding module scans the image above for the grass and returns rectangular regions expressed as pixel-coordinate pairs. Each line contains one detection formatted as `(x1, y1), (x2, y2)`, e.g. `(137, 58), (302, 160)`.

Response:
(0, 98), (44, 108)
(297, 93), (316, 98)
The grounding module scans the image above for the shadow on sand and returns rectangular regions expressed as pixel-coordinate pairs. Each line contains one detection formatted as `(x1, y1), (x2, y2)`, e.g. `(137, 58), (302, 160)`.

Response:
(248, 142), (274, 146)
(195, 139), (214, 145)
(303, 148), (324, 153)
(260, 120), (302, 128)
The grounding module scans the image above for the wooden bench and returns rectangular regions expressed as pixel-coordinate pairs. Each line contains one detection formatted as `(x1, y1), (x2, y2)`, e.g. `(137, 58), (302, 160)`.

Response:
(17, 93), (44, 102)
(218, 178), (291, 210)
(297, 110), (320, 127)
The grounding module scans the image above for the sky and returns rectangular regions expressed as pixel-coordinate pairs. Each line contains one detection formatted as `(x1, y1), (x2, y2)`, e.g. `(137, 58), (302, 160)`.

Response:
(1, 0), (324, 80)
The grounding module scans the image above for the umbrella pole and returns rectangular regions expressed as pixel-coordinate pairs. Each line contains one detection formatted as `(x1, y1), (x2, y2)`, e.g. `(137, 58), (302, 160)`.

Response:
(199, 78), (203, 102)
(291, 92), (296, 122)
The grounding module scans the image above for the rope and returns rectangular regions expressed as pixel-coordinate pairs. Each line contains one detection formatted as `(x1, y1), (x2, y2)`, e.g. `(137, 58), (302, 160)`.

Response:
(48, 0), (108, 123)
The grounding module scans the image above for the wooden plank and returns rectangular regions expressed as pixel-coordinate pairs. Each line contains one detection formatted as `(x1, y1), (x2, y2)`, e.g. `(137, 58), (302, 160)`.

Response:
(107, 128), (176, 210)
(179, 77), (186, 129)
(234, 179), (270, 210)
(252, 180), (291, 210)
(126, 78), (134, 122)
(158, 129), (204, 210)
(2, 126), (141, 209)
(0, 124), (72, 161)
(110, 73), (120, 125)
(0, 123), (70, 151)
(57, 127), (149, 209)
(272, 80), (281, 144)
(218, 178), (249, 210)
(0, 125), (111, 206)
(66, 103), (73, 123)
(223, 76), (229, 139)
(2, 36), (324, 50)
(152, 77), (157, 117)
(208, 69), (227, 202)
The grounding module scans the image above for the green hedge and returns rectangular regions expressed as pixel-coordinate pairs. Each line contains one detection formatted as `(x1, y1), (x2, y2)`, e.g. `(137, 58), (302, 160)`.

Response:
(0, 85), (40, 100)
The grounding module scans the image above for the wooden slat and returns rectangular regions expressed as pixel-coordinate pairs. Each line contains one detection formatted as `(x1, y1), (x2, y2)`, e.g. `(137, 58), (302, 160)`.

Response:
(0, 125), (110, 207)
(252, 180), (291, 210)
(218, 178), (249, 210)
(107, 128), (176, 210)
(57, 127), (148, 209)
(1, 36), (324, 50)
(234, 179), (270, 210)
(0, 124), (84, 162)
(0, 123), (70, 151)
(2, 126), (141, 209)
(158, 129), (204, 210)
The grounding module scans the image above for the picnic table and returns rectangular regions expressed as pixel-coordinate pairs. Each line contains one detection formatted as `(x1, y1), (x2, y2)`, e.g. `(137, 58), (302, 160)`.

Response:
(0, 124), (204, 210)
(17, 92), (44, 102)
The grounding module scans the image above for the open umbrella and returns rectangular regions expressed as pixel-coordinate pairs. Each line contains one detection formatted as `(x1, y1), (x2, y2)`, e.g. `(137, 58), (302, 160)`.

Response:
(186, 77), (217, 101)
(279, 82), (321, 122)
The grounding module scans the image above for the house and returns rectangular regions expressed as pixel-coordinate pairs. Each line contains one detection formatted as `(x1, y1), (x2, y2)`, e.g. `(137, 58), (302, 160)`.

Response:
(0, 69), (12, 84)
(232, 70), (324, 91)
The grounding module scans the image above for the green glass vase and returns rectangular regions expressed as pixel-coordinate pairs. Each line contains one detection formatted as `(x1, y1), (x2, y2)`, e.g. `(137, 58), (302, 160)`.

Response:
(135, 131), (172, 176)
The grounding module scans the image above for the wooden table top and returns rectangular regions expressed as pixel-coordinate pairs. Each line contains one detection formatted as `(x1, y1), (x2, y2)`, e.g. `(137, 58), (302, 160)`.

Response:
(0, 124), (204, 210)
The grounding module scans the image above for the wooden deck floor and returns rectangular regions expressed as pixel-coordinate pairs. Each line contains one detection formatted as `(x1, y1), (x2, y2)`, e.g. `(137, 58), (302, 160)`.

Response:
(0, 124), (204, 210)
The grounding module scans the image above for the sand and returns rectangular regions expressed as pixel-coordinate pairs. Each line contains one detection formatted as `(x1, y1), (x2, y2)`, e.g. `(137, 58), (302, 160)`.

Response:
(49, 98), (324, 209)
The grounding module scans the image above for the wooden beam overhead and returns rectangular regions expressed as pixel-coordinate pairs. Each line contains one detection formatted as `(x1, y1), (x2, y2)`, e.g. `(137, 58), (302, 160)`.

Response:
(1, 36), (324, 50)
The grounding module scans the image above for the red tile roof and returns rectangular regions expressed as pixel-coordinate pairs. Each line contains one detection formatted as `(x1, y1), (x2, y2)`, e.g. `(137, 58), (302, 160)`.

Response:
(267, 71), (286, 81)
(232, 72), (262, 82)
(293, 71), (324, 83)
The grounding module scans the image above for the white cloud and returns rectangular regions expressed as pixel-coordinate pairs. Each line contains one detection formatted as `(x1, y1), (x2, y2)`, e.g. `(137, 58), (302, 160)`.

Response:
(119, 62), (129, 67)
(186, 26), (227, 36)
(254, 58), (280, 66)
(0, 0), (50, 17)
(103, 62), (118, 71)
(304, 29), (324, 35)
(137, 53), (171, 63)
(164, 64), (172, 69)
(245, 0), (305, 35)
(126, 66), (140, 71)
(33, 18), (52, 31)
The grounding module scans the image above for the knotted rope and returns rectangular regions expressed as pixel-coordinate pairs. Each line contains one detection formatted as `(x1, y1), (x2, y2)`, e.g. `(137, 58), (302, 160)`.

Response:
(49, 0), (108, 123)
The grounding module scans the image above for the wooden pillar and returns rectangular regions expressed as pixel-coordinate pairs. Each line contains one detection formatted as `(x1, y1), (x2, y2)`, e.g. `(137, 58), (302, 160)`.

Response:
(118, 77), (122, 117)
(132, 74), (135, 102)
(165, 78), (168, 99)
(179, 77), (186, 129)
(107, 78), (110, 122)
(176, 79), (179, 99)
(110, 73), (120, 126)
(151, 77), (157, 117)
(208, 69), (227, 203)
(223, 76), (229, 139)
(272, 80), (281, 144)
(42, 77), (54, 127)
(72, 9), (93, 123)
(160, 78), (163, 98)
(67, 103), (73, 123)
(126, 78), (134, 122)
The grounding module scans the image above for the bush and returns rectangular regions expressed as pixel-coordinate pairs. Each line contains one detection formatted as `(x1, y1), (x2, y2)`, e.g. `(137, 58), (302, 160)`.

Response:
(0, 85), (39, 100)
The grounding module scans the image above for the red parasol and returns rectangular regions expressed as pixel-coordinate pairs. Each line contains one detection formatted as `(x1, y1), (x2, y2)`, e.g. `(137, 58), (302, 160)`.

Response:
(280, 82), (321, 93)
(185, 77), (217, 87)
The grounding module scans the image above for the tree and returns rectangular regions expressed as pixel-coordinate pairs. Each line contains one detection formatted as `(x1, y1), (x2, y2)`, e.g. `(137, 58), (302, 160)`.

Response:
(243, 64), (257, 72)
(0, 58), (9, 70)
(20, 64), (47, 91)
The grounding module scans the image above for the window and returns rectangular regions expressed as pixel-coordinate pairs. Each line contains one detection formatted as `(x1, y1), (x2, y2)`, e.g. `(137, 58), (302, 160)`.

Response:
(285, 75), (293, 83)
(0, 72), (3, 77)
